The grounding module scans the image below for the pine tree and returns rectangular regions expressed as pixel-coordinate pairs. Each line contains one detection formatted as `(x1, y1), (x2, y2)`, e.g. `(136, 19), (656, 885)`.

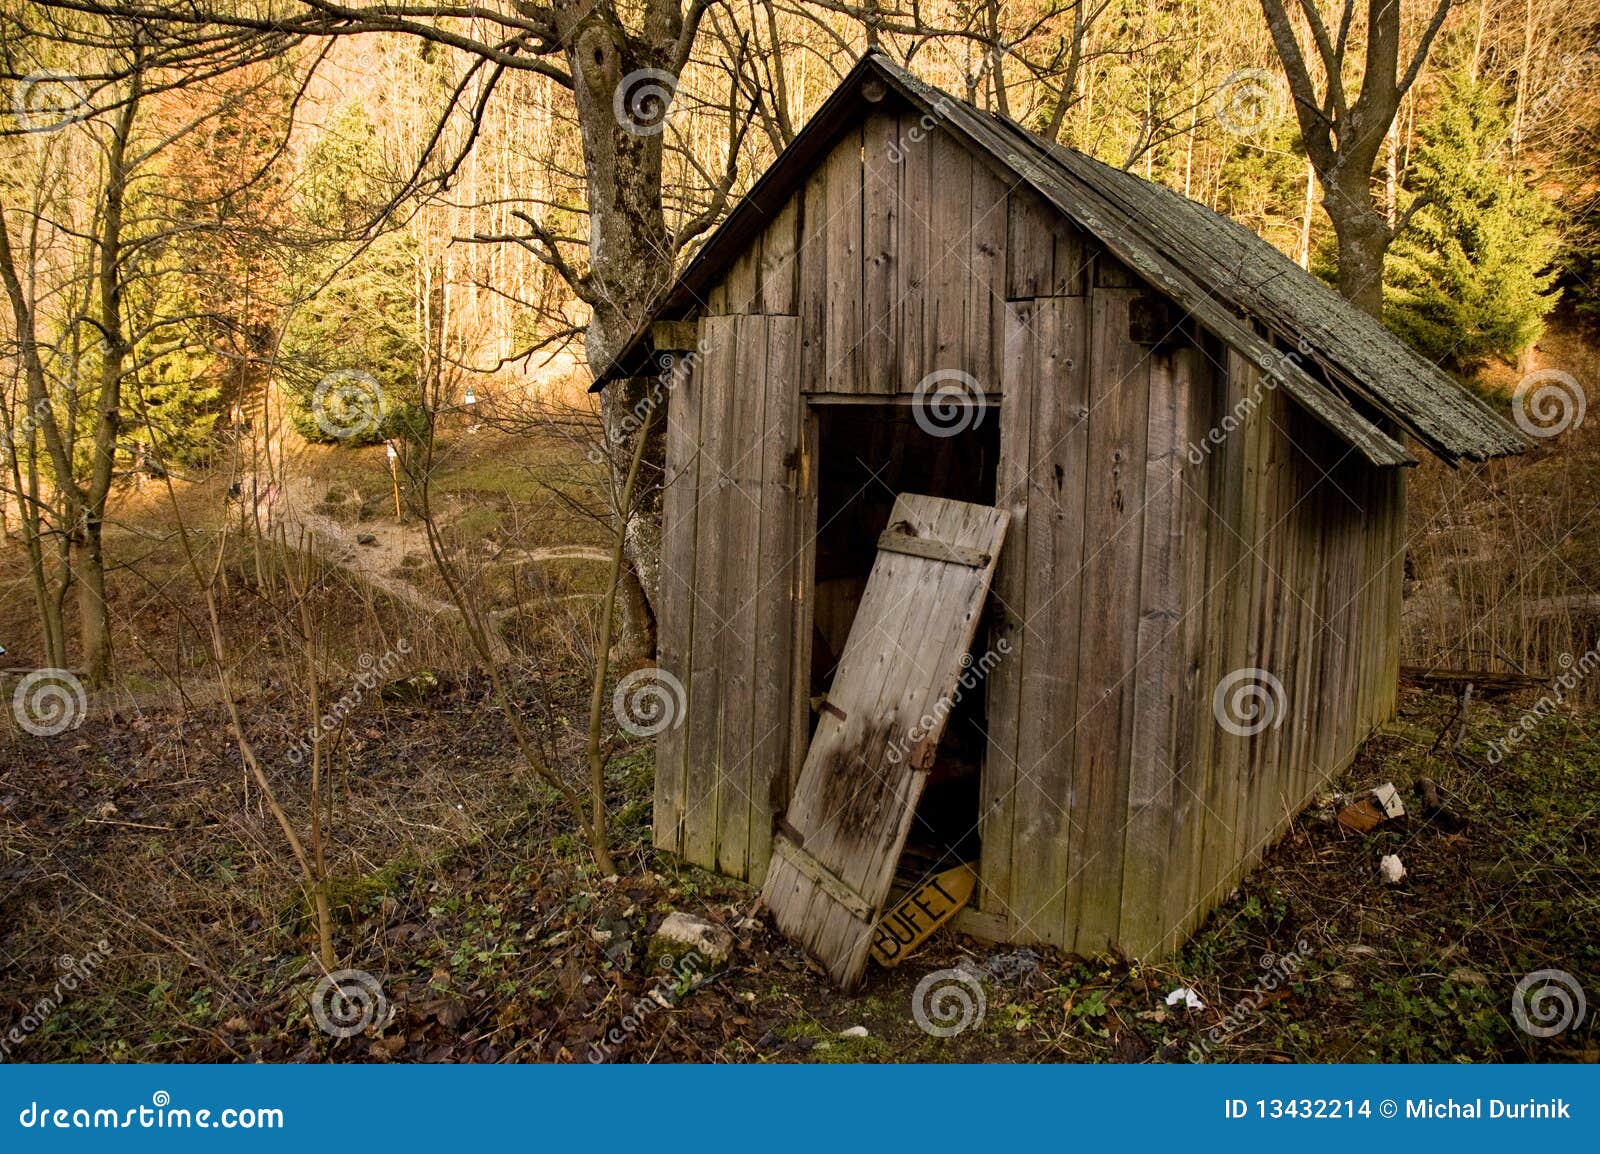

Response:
(1384, 76), (1559, 370)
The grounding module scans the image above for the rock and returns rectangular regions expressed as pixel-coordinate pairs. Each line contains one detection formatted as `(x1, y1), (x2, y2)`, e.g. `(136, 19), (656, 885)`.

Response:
(1378, 854), (1407, 884)
(1447, 968), (1490, 988)
(1328, 973), (1357, 990)
(649, 911), (734, 972)
(356, 533), (378, 546)
(839, 1025), (869, 1039)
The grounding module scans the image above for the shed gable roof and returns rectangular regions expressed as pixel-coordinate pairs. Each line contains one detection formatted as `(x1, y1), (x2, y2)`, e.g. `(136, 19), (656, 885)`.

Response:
(594, 51), (1526, 466)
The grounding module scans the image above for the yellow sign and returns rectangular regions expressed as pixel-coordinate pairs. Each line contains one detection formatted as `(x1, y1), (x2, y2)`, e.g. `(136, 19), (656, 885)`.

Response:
(869, 864), (977, 967)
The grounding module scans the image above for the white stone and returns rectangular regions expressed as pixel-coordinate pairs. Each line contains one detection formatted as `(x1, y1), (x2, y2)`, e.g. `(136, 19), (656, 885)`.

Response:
(839, 1025), (869, 1039)
(652, 911), (735, 967)
(1378, 854), (1407, 884)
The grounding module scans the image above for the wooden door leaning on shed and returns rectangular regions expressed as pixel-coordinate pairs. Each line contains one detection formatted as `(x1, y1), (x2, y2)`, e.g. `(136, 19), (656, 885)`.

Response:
(759, 493), (1009, 988)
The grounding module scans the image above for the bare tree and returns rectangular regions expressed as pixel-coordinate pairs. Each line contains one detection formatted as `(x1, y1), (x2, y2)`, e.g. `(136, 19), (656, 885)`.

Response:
(1258, 0), (1456, 315)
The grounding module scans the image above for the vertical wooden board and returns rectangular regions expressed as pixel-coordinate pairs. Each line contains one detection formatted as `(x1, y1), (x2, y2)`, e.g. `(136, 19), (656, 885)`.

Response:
(968, 158), (1007, 388)
(749, 317), (801, 886)
(716, 316), (770, 879)
(924, 130), (970, 379)
(1012, 298), (1089, 946)
(977, 303), (1033, 930)
(1164, 347), (1215, 947)
(788, 407), (820, 800)
(724, 240), (762, 315)
(1052, 217), (1088, 296)
(1211, 352), (1260, 902)
(759, 197), (799, 316)
(1066, 288), (1149, 956)
(824, 126), (864, 393)
(1193, 341), (1243, 928)
(1005, 192), (1056, 300)
(653, 343), (703, 855)
(683, 314), (738, 868)
(897, 114), (930, 390)
(1121, 346), (1188, 956)
(861, 115), (900, 392)
(798, 170), (828, 395)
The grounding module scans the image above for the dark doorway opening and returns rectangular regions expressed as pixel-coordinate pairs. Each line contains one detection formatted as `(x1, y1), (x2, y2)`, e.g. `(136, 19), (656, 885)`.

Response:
(808, 402), (1000, 872)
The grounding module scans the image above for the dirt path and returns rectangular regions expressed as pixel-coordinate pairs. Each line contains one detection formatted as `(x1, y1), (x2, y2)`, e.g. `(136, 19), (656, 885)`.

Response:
(258, 459), (611, 658)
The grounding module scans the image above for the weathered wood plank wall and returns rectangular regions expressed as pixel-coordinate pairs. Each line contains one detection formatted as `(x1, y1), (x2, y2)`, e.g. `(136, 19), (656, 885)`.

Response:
(655, 109), (1407, 954)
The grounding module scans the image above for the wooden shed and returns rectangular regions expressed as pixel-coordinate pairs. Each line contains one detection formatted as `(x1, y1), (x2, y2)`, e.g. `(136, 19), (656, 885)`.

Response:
(594, 51), (1525, 987)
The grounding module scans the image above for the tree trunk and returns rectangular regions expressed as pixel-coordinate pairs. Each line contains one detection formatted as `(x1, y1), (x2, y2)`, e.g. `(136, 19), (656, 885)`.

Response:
(562, 11), (681, 661)
(1325, 173), (1390, 320)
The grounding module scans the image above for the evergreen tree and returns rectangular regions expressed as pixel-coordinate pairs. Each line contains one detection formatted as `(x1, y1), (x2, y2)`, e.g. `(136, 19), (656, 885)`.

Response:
(1384, 76), (1559, 370)
(281, 100), (426, 446)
